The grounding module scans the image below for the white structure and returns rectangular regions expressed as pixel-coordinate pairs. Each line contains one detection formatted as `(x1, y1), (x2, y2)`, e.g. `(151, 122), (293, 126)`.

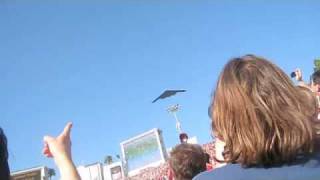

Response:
(120, 128), (168, 177)
(77, 162), (104, 180)
(167, 104), (183, 133)
(11, 166), (49, 180)
(187, 136), (198, 144)
(103, 161), (124, 180)
(166, 136), (198, 157)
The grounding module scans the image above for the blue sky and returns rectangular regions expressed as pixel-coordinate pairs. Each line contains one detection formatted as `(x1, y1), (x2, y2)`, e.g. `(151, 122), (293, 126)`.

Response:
(1, 0), (320, 177)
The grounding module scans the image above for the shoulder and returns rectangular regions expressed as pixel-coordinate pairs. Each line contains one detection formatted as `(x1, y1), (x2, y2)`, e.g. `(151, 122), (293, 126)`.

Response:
(193, 157), (320, 180)
(193, 164), (242, 180)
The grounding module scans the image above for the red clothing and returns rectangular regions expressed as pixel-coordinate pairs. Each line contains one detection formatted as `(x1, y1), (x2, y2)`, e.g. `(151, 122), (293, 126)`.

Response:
(167, 168), (174, 180)
(206, 163), (213, 171)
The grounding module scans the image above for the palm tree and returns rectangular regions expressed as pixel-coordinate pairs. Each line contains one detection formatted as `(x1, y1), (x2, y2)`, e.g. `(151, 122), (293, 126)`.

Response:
(48, 168), (56, 180)
(314, 59), (320, 72)
(104, 155), (113, 165)
(116, 154), (121, 160)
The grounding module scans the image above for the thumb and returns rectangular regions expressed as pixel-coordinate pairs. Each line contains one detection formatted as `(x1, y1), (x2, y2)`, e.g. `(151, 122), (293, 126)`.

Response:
(61, 122), (73, 137)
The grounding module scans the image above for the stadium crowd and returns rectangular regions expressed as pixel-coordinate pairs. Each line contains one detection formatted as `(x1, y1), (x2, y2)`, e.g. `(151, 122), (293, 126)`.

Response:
(2, 54), (320, 180)
(127, 162), (170, 180)
(126, 142), (217, 180)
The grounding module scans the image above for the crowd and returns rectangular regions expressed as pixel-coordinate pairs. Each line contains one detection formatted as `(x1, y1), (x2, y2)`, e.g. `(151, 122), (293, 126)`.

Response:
(2, 54), (320, 180)
(125, 142), (217, 180)
(116, 141), (220, 180)
(201, 142), (216, 166)
(127, 162), (170, 180)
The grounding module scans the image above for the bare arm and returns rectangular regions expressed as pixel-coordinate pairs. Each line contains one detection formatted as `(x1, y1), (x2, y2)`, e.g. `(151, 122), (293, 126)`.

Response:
(43, 123), (81, 180)
(294, 68), (311, 89)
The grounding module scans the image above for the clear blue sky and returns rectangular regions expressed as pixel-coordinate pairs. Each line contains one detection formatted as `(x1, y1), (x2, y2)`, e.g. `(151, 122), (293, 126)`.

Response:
(1, 0), (320, 177)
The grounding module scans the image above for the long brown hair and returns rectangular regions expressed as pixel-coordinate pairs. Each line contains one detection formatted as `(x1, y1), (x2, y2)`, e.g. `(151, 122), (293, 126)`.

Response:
(211, 55), (319, 167)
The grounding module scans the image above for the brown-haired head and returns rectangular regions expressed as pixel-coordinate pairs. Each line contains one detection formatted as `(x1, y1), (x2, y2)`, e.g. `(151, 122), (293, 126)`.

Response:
(210, 55), (319, 167)
(296, 86), (318, 115)
(169, 143), (207, 180)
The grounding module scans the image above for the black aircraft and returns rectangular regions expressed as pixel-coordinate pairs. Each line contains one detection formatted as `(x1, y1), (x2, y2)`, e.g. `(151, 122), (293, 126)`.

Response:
(152, 90), (186, 103)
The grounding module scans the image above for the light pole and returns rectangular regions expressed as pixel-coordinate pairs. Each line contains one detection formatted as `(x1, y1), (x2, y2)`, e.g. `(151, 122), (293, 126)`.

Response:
(167, 104), (182, 134)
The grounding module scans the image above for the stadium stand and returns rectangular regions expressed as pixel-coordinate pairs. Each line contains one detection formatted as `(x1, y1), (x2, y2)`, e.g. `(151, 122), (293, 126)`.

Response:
(126, 142), (216, 180)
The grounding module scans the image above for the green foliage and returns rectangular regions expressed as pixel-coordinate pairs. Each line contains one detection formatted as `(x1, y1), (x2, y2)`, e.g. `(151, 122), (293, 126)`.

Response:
(48, 168), (56, 177)
(314, 59), (320, 72)
(116, 154), (121, 159)
(105, 155), (113, 165)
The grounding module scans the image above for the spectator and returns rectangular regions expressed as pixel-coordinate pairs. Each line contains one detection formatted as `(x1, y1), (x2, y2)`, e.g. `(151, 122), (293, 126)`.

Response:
(292, 68), (310, 89)
(293, 69), (320, 120)
(297, 86), (317, 113)
(292, 68), (320, 93)
(194, 55), (320, 180)
(297, 86), (320, 123)
(311, 70), (320, 92)
(127, 142), (218, 180)
(179, 133), (189, 144)
(169, 143), (207, 180)
(42, 123), (80, 180)
(204, 153), (213, 171)
(0, 128), (10, 180)
(201, 142), (215, 165)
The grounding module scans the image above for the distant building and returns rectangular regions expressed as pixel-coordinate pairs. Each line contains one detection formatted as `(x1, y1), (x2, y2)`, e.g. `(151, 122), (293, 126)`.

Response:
(103, 161), (124, 180)
(77, 162), (104, 180)
(187, 136), (198, 144)
(11, 166), (49, 180)
(77, 161), (125, 180)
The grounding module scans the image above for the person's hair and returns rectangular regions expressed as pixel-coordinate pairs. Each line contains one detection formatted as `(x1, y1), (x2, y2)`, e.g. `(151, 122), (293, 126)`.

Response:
(296, 86), (318, 115)
(210, 54), (320, 167)
(0, 128), (10, 180)
(169, 143), (207, 180)
(205, 153), (211, 163)
(312, 70), (320, 85)
(179, 133), (188, 143)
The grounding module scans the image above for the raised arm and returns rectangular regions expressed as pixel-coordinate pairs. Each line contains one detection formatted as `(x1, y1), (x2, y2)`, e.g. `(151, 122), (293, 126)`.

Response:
(294, 68), (307, 86)
(43, 123), (80, 180)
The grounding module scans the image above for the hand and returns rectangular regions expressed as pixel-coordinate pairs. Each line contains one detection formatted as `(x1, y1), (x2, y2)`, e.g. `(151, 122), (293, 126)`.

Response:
(295, 68), (303, 81)
(43, 122), (73, 165)
(43, 122), (80, 180)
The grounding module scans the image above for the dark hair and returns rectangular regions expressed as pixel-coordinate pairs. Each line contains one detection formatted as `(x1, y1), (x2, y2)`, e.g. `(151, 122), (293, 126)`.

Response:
(205, 153), (211, 163)
(179, 133), (188, 143)
(169, 143), (207, 180)
(211, 55), (319, 167)
(0, 128), (10, 180)
(312, 70), (320, 85)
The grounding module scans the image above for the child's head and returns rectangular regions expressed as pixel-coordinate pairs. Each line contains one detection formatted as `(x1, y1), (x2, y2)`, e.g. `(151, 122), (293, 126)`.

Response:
(210, 55), (319, 167)
(169, 143), (207, 180)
